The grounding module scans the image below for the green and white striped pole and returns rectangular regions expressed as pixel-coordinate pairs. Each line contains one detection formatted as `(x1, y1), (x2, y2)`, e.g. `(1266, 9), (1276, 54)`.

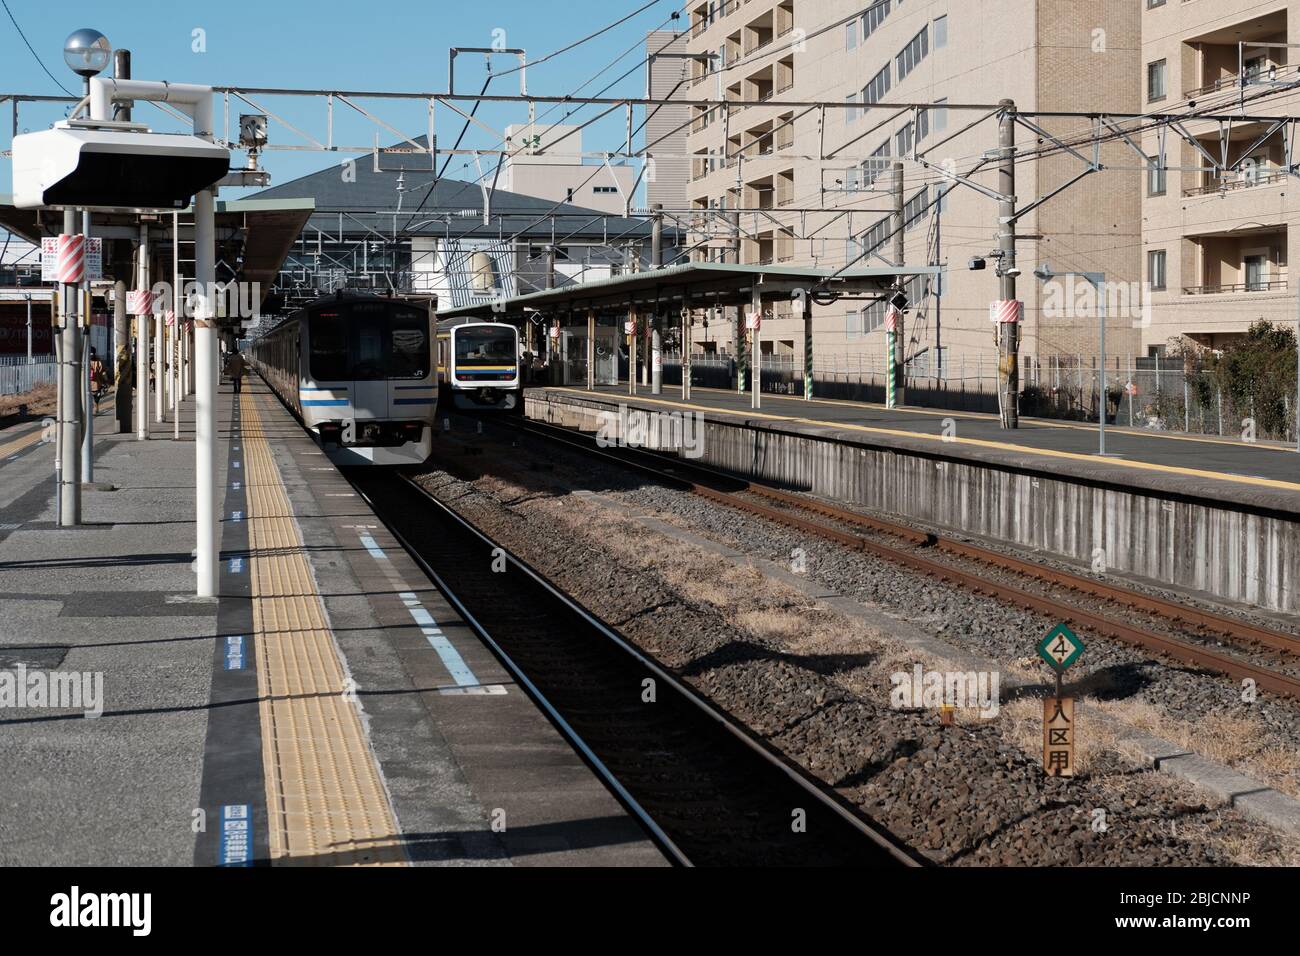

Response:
(885, 307), (899, 409)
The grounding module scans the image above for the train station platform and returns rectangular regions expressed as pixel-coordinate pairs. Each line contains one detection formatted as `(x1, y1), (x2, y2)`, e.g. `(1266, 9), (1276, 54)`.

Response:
(0, 377), (664, 867)
(526, 384), (1300, 617)
(535, 383), (1300, 507)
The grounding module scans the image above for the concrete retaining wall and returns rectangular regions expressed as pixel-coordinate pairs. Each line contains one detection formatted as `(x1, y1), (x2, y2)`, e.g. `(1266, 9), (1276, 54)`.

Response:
(527, 391), (1300, 615)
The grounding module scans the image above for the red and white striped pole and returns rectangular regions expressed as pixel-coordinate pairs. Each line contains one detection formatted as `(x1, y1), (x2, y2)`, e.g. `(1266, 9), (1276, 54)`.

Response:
(57, 230), (85, 524)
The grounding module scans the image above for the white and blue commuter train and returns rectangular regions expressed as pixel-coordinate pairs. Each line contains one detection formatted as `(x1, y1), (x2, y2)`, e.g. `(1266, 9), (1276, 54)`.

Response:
(250, 291), (436, 465)
(435, 317), (521, 411)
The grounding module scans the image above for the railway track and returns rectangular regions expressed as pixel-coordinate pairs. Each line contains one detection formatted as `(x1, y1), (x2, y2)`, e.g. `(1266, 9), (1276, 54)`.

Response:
(347, 468), (923, 868)
(506, 416), (1300, 701)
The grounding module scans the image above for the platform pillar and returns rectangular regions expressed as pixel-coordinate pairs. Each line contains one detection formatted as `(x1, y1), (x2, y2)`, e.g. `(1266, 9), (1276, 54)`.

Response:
(587, 309), (595, 391)
(802, 293), (813, 400)
(195, 186), (218, 598)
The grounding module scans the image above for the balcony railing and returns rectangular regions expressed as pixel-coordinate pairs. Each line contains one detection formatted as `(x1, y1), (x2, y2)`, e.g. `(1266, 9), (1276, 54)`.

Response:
(1183, 170), (1287, 197)
(1184, 64), (1296, 100)
(1184, 279), (1287, 295)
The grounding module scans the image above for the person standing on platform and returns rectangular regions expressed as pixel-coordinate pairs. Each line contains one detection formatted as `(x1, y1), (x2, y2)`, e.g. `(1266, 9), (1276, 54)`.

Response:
(227, 350), (245, 394)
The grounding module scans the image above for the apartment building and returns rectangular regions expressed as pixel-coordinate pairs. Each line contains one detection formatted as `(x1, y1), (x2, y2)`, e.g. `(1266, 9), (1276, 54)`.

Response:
(1141, 0), (1299, 353)
(683, 0), (1142, 374)
(646, 30), (693, 211)
(499, 123), (637, 216)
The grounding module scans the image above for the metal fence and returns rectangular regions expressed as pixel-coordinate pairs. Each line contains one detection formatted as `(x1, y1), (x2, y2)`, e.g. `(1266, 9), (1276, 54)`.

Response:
(656, 351), (1299, 442)
(0, 355), (57, 397)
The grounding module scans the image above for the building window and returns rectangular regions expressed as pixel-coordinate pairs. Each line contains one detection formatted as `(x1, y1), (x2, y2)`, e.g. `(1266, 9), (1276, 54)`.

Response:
(1148, 250), (1166, 290)
(846, 308), (863, 338)
(896, 27), (929, 82)
(565, 188), (574, 202)
(845, 92), (859, 123)
(934, 97), (948, 132)
(895, 121), (914, 157)
(1146, 0), (1166, 8)
(934, 15), (947, 49)
(1147, 59), (1167, 102)
(845, 21), (857, 51)
(593, 185), (619, 194)
(862, 0), (891, 41)
(861, 142), (892, 187)
(1147, 156), (1166, 196)
(862, 64), (890, 106)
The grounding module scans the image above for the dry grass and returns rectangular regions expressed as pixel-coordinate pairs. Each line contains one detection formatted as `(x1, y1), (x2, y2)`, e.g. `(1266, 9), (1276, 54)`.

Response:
(454, 461), (1300, 854)
(1089, 698), (1300, 799)
(0, 382), (56, 419)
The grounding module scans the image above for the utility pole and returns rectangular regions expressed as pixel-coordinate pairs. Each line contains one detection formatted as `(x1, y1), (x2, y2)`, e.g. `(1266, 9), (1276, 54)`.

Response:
(730, 208), (742, 393)
(651, 203), (663, 395)
(58, 210), (82, 525)
(997, 98), (1020, 429)
(890, 161), (906, 408)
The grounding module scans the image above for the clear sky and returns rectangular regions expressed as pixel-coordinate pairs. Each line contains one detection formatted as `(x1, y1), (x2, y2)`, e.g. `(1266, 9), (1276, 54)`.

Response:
(1, 0), (684, 207)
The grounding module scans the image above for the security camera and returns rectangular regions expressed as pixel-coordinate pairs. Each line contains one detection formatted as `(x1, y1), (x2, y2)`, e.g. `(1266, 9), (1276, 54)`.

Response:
(968, 256), (986, 271)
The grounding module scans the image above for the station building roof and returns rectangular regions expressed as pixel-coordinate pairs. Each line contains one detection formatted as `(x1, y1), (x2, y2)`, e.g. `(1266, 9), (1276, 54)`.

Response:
(435, 262), (943, 320)
(248, 136), (662, 242)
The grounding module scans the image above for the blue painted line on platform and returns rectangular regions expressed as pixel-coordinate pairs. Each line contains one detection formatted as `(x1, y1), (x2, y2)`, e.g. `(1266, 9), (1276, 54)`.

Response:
(357, 533), (485, 690)
(219, 804), (252, 866)
(224, 635), (246, 671)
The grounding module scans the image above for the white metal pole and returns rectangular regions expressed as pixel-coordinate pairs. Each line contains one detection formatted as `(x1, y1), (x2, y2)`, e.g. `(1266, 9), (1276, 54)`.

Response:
(173, 210), (181, 440)
(154, 299), (164, 423)
(195, 186), (219, 598)
(136, 225), (149, 441)
(81, 208), (93, 484)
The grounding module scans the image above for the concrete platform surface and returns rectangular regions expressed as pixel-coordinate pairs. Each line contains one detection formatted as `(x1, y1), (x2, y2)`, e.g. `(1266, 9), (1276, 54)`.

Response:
(0, 378), (664, 867)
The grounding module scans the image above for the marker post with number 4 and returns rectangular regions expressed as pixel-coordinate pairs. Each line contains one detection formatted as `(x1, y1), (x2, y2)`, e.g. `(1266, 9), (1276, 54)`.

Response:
(1037, 623), (1084, 778)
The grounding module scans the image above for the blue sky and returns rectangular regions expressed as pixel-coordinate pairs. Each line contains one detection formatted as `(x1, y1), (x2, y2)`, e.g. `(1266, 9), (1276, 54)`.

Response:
(1, 0), (683, 204)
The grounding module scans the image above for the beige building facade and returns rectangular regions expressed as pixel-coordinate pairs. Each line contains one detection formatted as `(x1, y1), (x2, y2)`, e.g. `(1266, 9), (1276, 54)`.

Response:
(1141, 0), (1300, 353)
(500, 123), (638, 216)
(682, 0), (1144, 378)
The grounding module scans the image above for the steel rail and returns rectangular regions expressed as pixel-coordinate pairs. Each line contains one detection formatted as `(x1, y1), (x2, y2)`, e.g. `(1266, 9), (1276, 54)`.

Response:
(511, 418), (1300, 700)
(354, 467), (924, 867)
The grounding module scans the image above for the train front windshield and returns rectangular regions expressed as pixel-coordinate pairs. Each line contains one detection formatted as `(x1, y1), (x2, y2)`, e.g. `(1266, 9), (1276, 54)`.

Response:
(309, 303), (429, 381)
(456, 326), (516, 368)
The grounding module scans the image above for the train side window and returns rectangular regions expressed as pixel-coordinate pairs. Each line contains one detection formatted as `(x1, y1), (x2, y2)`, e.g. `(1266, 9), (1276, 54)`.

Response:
(308, 309), (348, 381)
(389, 306), (428, 379)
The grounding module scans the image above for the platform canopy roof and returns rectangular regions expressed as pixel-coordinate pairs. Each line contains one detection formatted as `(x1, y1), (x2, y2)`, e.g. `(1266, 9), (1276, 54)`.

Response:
(436, 262), (943, 321)
(0, 194), (313, 293)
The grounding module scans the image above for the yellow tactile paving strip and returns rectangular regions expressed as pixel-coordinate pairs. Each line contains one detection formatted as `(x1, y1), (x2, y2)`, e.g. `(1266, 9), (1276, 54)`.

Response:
(240, 391), (408, 866)
(0, 426), (47, 460)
